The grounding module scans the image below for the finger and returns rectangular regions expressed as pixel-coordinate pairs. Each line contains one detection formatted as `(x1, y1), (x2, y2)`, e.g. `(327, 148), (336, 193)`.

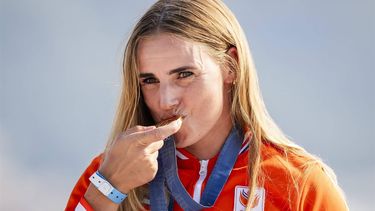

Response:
(149, 151), (159, 176)
(144, 140), (164, 154)
(121, 125), (156, 137)
(132, 118), (182, 146)
(149, 151), (159, 164)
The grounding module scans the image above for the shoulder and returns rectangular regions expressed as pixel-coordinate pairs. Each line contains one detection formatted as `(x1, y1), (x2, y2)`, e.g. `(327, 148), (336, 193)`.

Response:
(298, 162), (348, 210)
(260, 143), (348, 211)
(260, 142), (310, 188)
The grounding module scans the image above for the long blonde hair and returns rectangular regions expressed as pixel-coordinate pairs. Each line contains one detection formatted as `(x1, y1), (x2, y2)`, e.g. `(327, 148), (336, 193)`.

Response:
(105, 0), (346, 210)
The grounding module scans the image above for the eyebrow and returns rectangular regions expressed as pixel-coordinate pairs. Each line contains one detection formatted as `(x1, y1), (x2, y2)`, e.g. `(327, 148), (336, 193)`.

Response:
(139, 65), (196, 78)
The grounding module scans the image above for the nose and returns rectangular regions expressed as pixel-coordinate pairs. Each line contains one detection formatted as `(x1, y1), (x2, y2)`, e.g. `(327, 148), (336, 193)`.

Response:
(159, 83), (180, 111)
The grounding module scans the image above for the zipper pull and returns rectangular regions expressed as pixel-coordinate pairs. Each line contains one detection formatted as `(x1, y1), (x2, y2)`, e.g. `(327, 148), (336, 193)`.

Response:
(199, 160), (208, 175)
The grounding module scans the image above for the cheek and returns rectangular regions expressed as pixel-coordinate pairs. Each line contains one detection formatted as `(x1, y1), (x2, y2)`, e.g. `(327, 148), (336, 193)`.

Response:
(142, 90), (158, 112)
(190, 80), (224, 115)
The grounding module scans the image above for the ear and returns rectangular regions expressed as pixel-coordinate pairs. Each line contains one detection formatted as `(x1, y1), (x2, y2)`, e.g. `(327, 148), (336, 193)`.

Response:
(227, 46), (238, 63)
(223, 46), (238, 84)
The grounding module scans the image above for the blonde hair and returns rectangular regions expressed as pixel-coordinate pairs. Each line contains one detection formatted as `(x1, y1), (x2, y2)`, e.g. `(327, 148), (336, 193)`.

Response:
(105, 0), (347, 210)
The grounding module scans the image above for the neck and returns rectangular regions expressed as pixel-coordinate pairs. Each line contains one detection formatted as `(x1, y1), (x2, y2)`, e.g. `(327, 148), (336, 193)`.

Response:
(184, 115), (233, 160)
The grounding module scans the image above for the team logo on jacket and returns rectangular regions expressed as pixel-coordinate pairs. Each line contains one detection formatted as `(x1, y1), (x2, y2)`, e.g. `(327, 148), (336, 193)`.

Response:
(234, 186), (265, 211)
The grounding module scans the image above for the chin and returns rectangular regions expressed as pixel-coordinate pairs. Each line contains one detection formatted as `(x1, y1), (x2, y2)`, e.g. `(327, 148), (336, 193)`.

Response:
(173, 123), (199, 148)
(175, 140), (193, 149)
(174, 134), (199, 149)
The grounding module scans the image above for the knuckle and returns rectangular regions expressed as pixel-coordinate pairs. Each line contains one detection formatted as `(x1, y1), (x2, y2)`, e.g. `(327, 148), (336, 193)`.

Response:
(155, 141), (164, 150)
(153, 129), (164, 140)
(141, 148), (149, 156)
(154, 150), (159, 158)
(145, 173), (155, 182)
(145, 158), (158, 181)
(115, 133), (125, 141)
(114, 133), (130, 146)
(150, 167), (158, 179)
(115, 133), (134, 146)
(123, 125), (143, 136)
(135, 133), (148, 147)
(134, 125), (144, 131)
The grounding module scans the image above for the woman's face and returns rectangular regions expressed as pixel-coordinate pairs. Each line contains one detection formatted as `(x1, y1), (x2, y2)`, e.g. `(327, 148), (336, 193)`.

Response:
(137, 33), (234, 148)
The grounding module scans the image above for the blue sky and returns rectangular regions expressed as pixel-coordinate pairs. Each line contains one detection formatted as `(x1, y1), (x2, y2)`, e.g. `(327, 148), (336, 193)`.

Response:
(1, 0), (374, 210)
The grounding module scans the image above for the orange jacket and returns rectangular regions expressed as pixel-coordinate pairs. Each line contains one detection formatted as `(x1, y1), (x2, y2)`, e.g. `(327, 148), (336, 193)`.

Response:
(66, 140), (347, 211)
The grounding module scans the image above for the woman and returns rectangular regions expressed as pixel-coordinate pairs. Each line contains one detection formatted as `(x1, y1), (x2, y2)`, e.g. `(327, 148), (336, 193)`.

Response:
(66, 0), (348, 210)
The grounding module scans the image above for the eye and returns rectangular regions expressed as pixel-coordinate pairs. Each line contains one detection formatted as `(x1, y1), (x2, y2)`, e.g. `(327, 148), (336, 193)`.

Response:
(141, 77), (159, 84)
(177, 71), (193, 79)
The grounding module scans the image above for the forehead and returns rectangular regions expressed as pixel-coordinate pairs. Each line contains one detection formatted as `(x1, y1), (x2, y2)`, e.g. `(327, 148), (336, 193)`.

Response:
(137, 33), (205, 72)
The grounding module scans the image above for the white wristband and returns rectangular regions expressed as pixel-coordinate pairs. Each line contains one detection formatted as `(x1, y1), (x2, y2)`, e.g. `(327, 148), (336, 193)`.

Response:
(89, 171), (127, 204)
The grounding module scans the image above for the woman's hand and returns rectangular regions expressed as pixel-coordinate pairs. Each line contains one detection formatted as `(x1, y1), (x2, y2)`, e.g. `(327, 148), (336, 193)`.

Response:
(98, 117), (182, 194)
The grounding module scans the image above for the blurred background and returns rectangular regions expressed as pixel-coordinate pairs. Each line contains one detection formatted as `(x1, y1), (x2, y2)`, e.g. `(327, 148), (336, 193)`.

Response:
(1, 0), (374, 210)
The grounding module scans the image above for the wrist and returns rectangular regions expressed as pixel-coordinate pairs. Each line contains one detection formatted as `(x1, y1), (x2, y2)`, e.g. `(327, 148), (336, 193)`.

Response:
(89, 171), (128, 204)
(84, 184), (120, 210)
(98, 166), (132, 194)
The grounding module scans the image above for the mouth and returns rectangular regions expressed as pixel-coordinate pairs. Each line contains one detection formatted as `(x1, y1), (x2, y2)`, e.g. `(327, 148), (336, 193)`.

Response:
(156, 115), (185, 127)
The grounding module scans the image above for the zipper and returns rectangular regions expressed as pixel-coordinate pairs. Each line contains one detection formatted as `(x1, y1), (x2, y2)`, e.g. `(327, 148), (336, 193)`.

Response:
(193, 159), (209, 202)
